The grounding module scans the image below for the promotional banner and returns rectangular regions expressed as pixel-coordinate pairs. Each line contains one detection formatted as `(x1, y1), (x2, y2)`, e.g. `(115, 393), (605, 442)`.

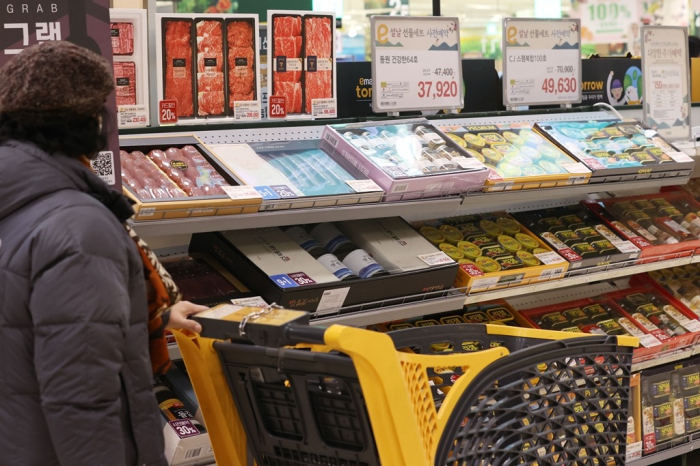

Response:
(578, 58), (643, 106)
(0, 1), (120, 188)
(502, 18), (582, 107)
(370, 15), (463, 113)
(641, 26), (691, 141)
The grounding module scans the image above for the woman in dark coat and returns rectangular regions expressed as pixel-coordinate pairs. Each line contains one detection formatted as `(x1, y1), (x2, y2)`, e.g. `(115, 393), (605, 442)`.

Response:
(0, 41), (205, 466)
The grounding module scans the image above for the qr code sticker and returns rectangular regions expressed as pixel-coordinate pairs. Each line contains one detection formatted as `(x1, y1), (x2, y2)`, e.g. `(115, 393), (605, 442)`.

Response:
(90, 151), (116, 185)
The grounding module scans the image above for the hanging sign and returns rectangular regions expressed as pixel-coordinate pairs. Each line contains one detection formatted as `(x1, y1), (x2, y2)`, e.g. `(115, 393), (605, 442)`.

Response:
(502, 18), (582, 108)
(0, 0), (120, 188)
(370, 15), (463, 113)
(641, 26), (691, 142)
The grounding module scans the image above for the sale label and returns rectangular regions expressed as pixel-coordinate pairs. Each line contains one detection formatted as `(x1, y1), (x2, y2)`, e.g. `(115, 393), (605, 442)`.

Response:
(502, 19), (582, 107)
(642, 26), (691, 142)
(269, 95), (286, 118)
(159, 100), (178, 125)
(371, 16), (463, 113)
(168, 419), (200, 439)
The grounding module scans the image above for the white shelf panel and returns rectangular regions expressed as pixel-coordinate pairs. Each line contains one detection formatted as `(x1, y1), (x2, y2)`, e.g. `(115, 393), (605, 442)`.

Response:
(132, 174), (691, 238)
(305, 252), (700, 328)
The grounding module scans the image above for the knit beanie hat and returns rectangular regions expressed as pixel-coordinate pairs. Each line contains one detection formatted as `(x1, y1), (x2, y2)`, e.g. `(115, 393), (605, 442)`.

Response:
(0, 41), (114, 125)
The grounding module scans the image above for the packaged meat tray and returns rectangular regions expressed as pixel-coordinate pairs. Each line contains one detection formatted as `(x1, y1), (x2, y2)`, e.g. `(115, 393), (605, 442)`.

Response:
(534, 118), (695, 181)
(111, 22), (134, 55)
(319, 118), (489, 200)
(161, 252), (253, 306)
(582, 191), (700, 260)
(205, 139), (384, 210)
(195, 18), (225, 117)
(119, 135), (261, 220)
(156, 13), (262, 123)
(110, 9), (150, 128)
(161, 18), (195, 118)
(226, 18), (257, 114)
(411, 212), (568, 293)
(439, 122), (591, 191)
(189, 219), (458, 314)
(512, 204), (640, 272)
(268, 10), (337, 118)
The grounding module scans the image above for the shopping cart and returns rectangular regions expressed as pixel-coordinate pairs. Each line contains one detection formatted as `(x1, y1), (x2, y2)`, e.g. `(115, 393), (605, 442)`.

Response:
(174, 306), (638, 466)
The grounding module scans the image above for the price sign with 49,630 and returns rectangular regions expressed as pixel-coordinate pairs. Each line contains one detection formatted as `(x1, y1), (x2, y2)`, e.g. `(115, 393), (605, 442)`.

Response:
(502, 18), (582, 107)
(371, 16), (464, 113)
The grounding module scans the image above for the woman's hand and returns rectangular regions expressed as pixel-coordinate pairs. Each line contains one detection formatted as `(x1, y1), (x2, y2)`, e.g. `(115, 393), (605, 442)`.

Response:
(166, 301), (208, 333)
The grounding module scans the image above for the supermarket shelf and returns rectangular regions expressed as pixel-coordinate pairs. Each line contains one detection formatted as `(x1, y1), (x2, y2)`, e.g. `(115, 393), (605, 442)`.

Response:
(132, 174), (691, 237)
(310, 292), (467, 326)
(631, 437), (700, 465)
(632, 348), (694, 372)
(307, 253), (700, 327)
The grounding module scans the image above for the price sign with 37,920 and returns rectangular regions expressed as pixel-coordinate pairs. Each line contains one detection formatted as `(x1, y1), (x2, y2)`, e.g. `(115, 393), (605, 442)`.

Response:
(370, 15), (464, 113)
(502, 18), (582, 108)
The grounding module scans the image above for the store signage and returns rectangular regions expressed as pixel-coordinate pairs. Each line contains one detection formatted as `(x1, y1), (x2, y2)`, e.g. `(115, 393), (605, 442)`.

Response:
(502, 18), (582, 108)
(641, 26), (691, 142)
(577, 58), (642, 107)
(370, 15), (464, 113)
(0, 0), (120, 188)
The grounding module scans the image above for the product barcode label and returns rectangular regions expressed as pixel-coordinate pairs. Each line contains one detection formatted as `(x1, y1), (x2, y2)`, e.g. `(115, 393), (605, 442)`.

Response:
(184, 448), (203, 460)
(668, 151), (693, 163)
(91, 151), (116, 185)
(323, 131), (339, 147)
(565, 176), (587, 186)
(560, 162), (590, 174)
(611, 240), (640, 254)
(539, 267), (565, 280)
(470, 276), (500, 291)
(391, 183), (409, 193)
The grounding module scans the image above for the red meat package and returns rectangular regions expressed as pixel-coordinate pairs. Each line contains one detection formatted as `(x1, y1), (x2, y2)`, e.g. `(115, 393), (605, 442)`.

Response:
(163, 20), (194, 117)
(303, 15), (333, 114)
(111, 22), (134, 55)
(196, 19), (225, 117)
(272, 14), (302, 114)
(114, 61), (137, 106)
(227, 19), (256, 112)
(147, 146), (230, 197)
(120, 150), (187, 199)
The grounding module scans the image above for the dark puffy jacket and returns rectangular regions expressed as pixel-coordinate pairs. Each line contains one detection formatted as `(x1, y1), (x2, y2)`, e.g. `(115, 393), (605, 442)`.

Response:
(0, 140), (167, 466)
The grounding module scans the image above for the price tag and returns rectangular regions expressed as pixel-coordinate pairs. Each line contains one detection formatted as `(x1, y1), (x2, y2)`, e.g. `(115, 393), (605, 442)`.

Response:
(470, 276), (500, 291)
(642, 26), (691, 142)
(611, 240), (640, 254)
(222, 186), (264, 201)
(311, 98), (337, 118)
(417, 251), (455, 266)
(371, 16), (463, 113)
(534, 251), (567, 265)
(454, 157), (486, 170)
(502, 19), (582, 107)
(315, 287), (351, 315)
(269, 96), (286, 118)
(668, 151), (693, 163)
(626, 441), (643, 463)
(168, 420), (200, 439)
(137, 207), (156, 218)
(560, 162), (590, 174)
(233, 100), (262, 121)
(346, 179), (383, 193)
(159, 99), (178, 125)
(230, 296), (269, 307)
(117, 105), (148, 128)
